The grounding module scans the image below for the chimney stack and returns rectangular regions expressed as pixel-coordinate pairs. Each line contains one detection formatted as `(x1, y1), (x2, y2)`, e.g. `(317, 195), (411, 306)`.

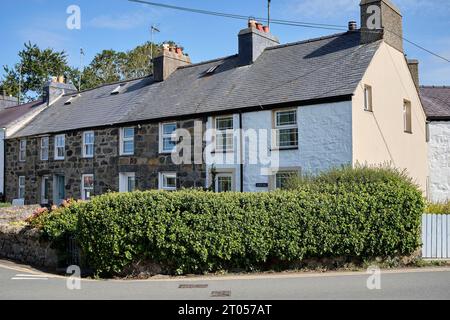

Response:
(153, 44), (191, 82)
(348, 21), (358, 31)
(43, 76), (77, 106)
(238, 19), (280, 66)
(407, 59), (419, 89)
(360, 0), (403, 52)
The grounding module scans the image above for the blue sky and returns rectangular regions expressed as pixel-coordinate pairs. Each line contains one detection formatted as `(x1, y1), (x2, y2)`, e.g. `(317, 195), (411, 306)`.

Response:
(0, 0), (449, 85)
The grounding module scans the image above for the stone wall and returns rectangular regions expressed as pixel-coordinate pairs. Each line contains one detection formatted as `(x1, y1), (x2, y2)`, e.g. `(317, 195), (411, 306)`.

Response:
(0, 224), (58, 268)
(5, 119), (207, 205)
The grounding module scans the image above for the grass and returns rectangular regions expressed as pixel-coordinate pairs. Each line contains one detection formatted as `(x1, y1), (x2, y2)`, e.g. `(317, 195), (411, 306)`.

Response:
(0, 203), (11, 208)
(426, 200), (450, 214)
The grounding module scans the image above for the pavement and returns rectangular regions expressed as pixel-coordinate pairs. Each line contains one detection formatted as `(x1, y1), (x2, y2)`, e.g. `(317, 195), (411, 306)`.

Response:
(0, 259), (449, 300)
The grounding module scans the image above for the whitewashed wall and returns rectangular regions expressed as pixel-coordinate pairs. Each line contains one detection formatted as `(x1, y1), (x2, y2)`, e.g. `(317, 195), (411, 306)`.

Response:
(428, 122), (450, 203)
(206, 101), (353, 192)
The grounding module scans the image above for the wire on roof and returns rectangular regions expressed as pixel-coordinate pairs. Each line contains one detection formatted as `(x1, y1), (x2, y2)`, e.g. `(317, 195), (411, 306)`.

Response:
(128, 0), (450, 63)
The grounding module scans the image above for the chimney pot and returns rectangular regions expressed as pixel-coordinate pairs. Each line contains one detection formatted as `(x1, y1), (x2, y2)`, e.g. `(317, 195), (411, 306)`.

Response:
(248, 19), (257, 29)
(238, 23), (280, 66)
(153, 46), (191, 81)
(348, 21), (357, 31)
(263, 26), (270, 33)
(256, 23), (263, 31)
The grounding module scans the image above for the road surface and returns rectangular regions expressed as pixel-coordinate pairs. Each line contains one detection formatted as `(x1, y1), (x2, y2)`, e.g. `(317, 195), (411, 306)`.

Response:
(0, 259), (449, 300)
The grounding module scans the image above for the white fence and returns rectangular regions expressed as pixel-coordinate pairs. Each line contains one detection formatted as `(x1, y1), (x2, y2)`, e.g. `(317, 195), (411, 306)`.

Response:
(422, 214), (450, 259)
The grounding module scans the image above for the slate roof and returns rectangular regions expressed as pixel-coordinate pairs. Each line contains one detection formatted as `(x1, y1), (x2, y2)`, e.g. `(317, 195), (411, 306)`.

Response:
(0, 99), (44, 128)
(420, 86), (450, 120)
(12, 31), (381, 138)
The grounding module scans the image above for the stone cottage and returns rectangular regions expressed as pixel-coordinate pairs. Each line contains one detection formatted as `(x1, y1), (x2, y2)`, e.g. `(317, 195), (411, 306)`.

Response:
(4, 0), (428, 205)
(0, 97), (49, 202)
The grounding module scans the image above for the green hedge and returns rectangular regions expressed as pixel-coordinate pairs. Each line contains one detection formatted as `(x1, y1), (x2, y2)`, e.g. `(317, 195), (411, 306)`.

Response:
(39, 167), (424, 276)
(426, 201), (450, 215)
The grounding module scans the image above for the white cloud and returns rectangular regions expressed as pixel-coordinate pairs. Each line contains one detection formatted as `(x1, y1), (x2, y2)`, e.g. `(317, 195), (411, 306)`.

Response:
(88, 12), (151, 30)
(18, 28), (67, 49)
(286, 0), (448, 19)
(287, 0), (355, 19)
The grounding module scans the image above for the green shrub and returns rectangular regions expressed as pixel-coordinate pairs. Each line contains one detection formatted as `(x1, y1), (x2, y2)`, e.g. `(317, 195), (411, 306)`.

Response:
(426, 201), (450, 214)
(39, 167), (424, 276)
(0, 202), (11, 208)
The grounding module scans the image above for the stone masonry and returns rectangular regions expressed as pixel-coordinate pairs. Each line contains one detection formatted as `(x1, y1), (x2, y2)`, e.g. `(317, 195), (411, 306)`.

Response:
(5, 119), (207, 205)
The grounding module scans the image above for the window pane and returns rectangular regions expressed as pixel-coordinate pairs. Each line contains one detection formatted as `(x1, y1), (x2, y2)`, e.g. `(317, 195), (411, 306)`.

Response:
(128, 177), (136, 192)
(216, 132), (233, 151)
(85, 144), (94, 157)
(217, 176), (232, 192)
(41, 137), (49, 147)
(84, 176), (94, 189)
(163, 123), (177, 135)
(163, 138), (176, 151)
(278, 128), (298, 147)
(123, 140), (134, 154)
(162, 174), (177, 189)
(57, 147), (65, 158)
(56, 135), (65, 146)
(216, 117), (233, 130)
(123, 128), (134, 139)
(84, 132), (94, 144)
(276, 172), (297, 189)
(277, 111), (296, 126)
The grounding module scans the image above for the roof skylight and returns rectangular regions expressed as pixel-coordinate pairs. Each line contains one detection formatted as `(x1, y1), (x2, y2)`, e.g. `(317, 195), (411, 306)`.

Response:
(64, 94), (81, 105)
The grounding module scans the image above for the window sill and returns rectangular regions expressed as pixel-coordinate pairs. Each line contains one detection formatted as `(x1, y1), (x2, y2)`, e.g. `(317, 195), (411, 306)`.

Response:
(119, 153), (134, 157)
(364, 109), (373, 113)
(211, 150), (234, 154)
(404, 131), (413, 135)
(270, 146), (299, 151)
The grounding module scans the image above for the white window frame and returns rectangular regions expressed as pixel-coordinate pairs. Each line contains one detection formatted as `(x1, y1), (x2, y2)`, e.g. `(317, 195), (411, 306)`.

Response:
(215, 116), (234, 153)
(81, 174), (94, 201)
(18, 176), (25, 199)
(40, 136), (49, 161)
(120, 127), (135, 156)
(19, 139), (26, 162)
(403, 100), (412, 133)
(83, 131), (95, 158)
(41, 176), (50, 204)
(159, 122), (177, 154)
(54, 134), (65, 160)
(270, 168), (301, 190)
(273, 109), (299, 149)
(364, 85), (373, 112)
(158, 172), (177, 191)
(215, 173), (235, 193)
(119, 172), (136, 193)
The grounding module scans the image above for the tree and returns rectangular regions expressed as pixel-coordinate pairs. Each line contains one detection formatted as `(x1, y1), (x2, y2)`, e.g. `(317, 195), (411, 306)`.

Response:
(2, 41), (184, 98)
(0, 42), (69, 102)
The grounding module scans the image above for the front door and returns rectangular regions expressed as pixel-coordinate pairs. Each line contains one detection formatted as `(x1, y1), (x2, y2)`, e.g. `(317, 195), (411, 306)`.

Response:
(54, 175), (65, 205)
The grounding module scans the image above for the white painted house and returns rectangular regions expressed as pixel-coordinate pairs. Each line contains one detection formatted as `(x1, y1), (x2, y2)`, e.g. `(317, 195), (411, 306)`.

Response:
(205, 0), (428, 193)
(420, 86), (450, 202)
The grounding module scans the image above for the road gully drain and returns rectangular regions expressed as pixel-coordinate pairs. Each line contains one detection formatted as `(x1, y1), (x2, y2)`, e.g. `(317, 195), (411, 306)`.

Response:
(178, 284), (209, 289)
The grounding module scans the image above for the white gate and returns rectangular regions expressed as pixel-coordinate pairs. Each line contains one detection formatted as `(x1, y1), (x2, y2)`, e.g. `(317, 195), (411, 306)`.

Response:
(422, 214), (450, 259)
